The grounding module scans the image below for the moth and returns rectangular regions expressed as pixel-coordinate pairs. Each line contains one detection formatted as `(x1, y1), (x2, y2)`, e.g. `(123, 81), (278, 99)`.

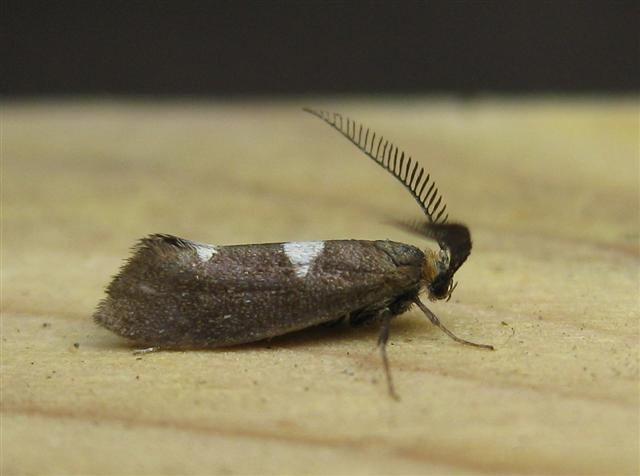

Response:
(94, 108), (493, 398)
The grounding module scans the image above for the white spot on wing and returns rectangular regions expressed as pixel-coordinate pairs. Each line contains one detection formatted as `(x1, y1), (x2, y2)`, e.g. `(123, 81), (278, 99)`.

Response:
(194, 243), (217, 262)
(283, 241), (325, 278)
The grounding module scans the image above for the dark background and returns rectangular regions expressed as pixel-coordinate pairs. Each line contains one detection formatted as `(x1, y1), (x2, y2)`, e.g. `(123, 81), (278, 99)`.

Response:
(3, 1), (638, 96)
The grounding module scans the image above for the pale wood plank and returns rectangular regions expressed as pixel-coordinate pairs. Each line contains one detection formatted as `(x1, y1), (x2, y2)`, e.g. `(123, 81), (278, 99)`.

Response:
(2, 99), (638, 475)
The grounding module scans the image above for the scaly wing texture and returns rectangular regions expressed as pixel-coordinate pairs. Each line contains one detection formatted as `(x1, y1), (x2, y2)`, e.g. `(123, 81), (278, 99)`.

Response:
(94, 235), (423, 347)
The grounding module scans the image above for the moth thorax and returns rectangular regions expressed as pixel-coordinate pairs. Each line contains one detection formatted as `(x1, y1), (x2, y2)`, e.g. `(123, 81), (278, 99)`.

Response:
(422, 249), (439, 285)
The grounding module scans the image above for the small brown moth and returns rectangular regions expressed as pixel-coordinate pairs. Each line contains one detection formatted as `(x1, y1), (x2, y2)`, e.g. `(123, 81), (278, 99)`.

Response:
(94, 108), (493, 399)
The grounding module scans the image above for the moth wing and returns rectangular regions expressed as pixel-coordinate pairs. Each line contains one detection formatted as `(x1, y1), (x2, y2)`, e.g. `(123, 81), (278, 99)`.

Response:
(94, 236), (423, 347)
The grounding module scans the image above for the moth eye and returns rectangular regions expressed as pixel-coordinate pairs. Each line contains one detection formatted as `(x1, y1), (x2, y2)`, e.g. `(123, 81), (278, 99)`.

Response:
(428, 275), (450, 300)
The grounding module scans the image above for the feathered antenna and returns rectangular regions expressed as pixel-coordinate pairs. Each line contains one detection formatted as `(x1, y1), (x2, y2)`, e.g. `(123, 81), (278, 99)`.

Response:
(303, 108), (448, 224)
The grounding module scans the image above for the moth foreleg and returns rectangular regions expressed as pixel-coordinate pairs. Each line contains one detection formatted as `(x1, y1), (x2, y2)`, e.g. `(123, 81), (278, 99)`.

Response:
(377, 308), (400, 401)
(414, 298), (494, 350)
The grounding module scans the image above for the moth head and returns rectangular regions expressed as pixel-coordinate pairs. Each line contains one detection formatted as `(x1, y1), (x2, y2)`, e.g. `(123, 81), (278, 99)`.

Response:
(419, 223), (472, 301)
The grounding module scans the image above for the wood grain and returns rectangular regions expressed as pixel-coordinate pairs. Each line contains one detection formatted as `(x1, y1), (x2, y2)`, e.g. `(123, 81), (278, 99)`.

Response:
(2, 98), (638, 475)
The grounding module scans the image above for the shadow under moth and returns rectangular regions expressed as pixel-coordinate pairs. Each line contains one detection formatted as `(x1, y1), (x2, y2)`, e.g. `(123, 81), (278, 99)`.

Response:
(94, 108), (493, 399)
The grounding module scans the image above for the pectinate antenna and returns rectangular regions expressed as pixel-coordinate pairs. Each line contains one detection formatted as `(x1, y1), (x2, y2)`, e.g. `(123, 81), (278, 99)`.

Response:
(303, 108), (449, 225)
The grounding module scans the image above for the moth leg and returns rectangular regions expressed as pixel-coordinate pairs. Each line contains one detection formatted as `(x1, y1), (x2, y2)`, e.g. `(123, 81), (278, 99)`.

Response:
(321, 316), (346, 328)
(132, 347), (160, 355)
(349, 311), (376, 327)
(377, 308), (400, 401)
(414, 298), (494, 350)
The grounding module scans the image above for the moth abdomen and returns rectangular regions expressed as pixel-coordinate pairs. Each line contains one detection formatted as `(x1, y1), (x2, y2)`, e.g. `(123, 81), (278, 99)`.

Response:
(94, 234), (425, 348)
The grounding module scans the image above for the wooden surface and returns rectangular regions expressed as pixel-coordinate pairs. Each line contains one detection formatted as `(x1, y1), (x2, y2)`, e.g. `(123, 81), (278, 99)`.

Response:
(2, 98), (639, 475)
